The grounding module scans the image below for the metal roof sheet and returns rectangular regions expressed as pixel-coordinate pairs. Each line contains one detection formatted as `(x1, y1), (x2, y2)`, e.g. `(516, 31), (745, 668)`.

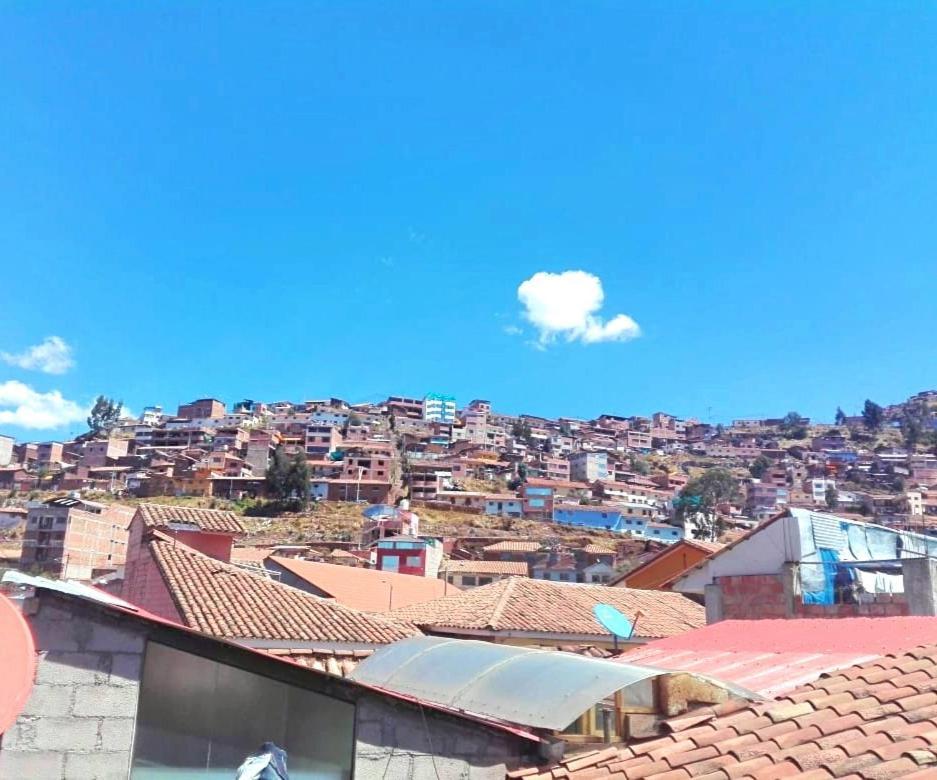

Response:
(349, 636), (750, 730)
(619, 616), (937, 698)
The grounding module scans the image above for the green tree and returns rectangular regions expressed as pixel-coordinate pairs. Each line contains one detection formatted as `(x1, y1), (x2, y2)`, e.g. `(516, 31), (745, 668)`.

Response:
(674, 467), (739, 541)
(265, 445), (291, 500)
(287, 451), (310, 506)
(265, 445), (308, 504)
(901, 401), (929, 451)
(780, 412), (808, 439)
(862, 399), (884, 431)
(511, 419), (533, 443)
(824, 484), (838, 510)
(749, 455), (771, 479)
(86, 395), (123, 438)
(835, 407), (847, 426)
(629, 455), (650, 476)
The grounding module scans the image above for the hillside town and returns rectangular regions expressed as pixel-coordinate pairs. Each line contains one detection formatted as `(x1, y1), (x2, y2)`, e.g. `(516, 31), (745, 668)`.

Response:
(4, 391), (937, 777)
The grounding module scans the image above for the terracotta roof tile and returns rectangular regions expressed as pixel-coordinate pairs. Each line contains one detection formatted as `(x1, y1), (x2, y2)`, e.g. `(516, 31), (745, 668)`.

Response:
(147, 537), (419, 645)
(507, 644), (937, 780)
(482, 540), (543, 553)
(268, 556), (450, 612)
(137, 502), (244, 534)
(440, 559), (530, 576)
(393, 577), (705, 639)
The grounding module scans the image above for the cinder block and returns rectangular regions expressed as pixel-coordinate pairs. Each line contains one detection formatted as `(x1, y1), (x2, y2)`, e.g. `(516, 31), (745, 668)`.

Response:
(36, 652), (111, 686)
(354, 720), (384, 747)
(20, 684), (74, 717)
(38, 603), (76, 622)
(469, 763), (508, 780)
(72, 684), (138, 718)
(63, 750), (131, 779)
(108, 653), (143, 685)
(32, 619), (87, 652)
(1, 717), (38, 750)
(412, 755), (468, 779)
(0, 749), (64, 779)
(85, 624), (145, 654)
(34, 716), (100, 751)
(99, 718), (136, 751)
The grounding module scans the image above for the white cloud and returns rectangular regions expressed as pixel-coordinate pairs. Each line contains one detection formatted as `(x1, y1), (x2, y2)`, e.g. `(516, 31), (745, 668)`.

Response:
(516, 270), (641, 347)
(0, 381), (87, 430)
(1, 336), (75, 374)
(503, 324), (523, 336)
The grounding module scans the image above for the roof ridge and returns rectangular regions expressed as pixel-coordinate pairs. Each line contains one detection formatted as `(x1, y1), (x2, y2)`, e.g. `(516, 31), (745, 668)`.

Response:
(488, 577), (518, 630)
(149, 536), (420, 630)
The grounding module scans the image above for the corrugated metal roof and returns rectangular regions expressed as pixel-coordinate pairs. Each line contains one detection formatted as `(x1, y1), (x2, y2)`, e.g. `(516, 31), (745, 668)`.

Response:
(619, 616), (937, 698)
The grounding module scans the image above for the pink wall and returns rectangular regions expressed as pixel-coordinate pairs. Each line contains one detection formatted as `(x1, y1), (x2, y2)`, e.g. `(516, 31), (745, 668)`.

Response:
(164, 529), (234, 562)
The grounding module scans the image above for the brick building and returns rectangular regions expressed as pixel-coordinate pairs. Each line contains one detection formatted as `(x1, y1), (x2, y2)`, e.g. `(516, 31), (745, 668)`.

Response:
(18, 496), (134, 580)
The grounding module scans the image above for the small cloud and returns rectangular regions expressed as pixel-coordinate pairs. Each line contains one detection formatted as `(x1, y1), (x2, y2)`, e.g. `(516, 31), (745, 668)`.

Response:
(516, 270), (641, 347)
(0, 380), (87, 429)
(1, 336), (75, 374)
(379, 256), (395, 267)
(407, 227), (427, 245)
(503, 325), (523, 336)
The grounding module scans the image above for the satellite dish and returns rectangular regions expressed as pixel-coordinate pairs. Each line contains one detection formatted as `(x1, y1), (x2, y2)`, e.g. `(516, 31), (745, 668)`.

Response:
(593, 604), (642, 648)
(0, 594), (36, 733)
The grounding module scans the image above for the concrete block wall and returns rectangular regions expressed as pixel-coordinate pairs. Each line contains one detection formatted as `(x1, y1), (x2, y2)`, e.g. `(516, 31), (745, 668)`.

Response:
(354, 695), (531, 780)
(0, 594), (144, 780)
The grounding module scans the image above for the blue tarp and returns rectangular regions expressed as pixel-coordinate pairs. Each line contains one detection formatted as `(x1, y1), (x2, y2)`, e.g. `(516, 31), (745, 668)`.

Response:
(802, 547), (840, 604)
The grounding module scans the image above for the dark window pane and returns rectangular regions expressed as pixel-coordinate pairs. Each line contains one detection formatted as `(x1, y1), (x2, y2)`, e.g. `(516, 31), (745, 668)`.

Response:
(131, 641), (354, 779)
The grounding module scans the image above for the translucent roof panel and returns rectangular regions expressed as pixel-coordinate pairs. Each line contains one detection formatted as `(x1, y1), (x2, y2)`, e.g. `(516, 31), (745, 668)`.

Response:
(348, 636), (666, 730)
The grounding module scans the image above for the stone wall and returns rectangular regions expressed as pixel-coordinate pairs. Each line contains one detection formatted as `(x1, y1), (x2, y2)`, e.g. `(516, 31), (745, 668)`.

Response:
(354, 695), (533, 780)
(0, 593), (144, 780)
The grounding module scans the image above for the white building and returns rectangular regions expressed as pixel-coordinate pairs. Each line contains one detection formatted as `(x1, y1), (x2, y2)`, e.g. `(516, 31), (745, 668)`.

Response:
(422, 393), (456, 424)
(569, 451), (610, 483)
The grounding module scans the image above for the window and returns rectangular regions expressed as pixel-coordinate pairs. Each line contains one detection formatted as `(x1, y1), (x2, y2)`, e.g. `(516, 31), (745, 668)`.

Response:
(462, 576), (477, 586)
(478, 577), (492, 586)
(382, 555), (399, 571)
(39, 516), (53, 529)
(132, 642), (354, 778)
(405, 556), (422, 568)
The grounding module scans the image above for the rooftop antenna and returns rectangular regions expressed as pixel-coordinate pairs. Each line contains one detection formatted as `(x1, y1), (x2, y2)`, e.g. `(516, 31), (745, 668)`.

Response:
(593, 604), (642, 651)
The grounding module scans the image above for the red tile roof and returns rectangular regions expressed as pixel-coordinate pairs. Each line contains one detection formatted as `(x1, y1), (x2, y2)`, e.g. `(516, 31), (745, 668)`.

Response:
(513, 644), (937, 779)
(148, 537), (419, 644)
(483, 540), (542, 553)
(265, 647), (372, 677)
(231, 546), (273, 563)
(268, 557), (451, 613)
(440, 560), (529, 576)
(137, 502), (245, 534)
(393, 577), (705, 639)
(581, 544), (618, 555)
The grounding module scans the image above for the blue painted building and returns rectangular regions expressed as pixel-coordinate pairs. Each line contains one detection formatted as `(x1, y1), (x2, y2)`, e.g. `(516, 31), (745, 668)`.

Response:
(552, 506), (626, 532)
(310, 410), (350, 427)
(644, 523), (683, 543)
(552, 505), (682, 543)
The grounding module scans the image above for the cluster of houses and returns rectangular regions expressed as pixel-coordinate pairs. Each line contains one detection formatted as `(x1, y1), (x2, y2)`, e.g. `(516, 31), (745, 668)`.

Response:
(8, 492), (937, 778)
(2, 391), (937, 554)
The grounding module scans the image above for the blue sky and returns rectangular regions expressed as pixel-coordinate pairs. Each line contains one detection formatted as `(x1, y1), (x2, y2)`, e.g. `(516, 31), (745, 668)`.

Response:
(1, 2), (935, 440)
